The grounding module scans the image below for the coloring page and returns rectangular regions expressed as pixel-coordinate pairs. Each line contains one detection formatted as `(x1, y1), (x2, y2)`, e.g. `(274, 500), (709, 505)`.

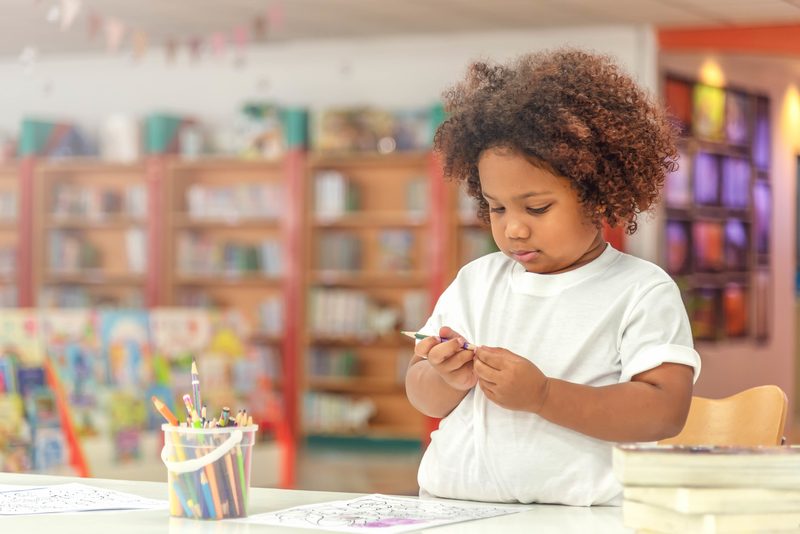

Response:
(0, 483), (169, 515)
(232, 494), (524, 533)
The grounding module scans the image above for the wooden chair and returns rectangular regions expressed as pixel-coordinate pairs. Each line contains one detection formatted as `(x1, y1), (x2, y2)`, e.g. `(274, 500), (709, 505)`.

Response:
(658, 385), (788, 447)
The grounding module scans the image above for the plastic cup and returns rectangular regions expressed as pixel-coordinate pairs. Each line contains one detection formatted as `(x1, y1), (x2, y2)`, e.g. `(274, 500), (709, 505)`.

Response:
(161, 423), (258, 520)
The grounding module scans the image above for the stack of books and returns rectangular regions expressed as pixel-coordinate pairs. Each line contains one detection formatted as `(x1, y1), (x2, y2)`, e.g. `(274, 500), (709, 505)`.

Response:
(314, 171), (361, 220)
(185, 182), (282, 221)
(614, 444), (800, 534)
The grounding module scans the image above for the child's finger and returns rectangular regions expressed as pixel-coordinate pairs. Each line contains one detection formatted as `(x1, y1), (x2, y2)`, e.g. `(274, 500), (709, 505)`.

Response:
(475, 346), (504, 370)
(474, 357), (499, 384)
(428, 338), (469, 366)
(438, 326), (464, 341)
(436, 348), (474, 373)
(413, 335), (441, 358)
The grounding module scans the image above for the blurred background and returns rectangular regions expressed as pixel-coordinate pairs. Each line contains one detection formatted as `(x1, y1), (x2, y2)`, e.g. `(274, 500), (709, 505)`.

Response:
(0, 0), (797, 495)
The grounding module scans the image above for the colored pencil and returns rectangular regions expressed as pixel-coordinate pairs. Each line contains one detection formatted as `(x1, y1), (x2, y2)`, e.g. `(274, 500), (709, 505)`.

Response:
(172, 482), (193, 518)
(221, 407), (230, 427)
(400, 330), (478, 351)
(224, 448), (240, 516)
(182, 394), (195, 418)
(191, 359), (202, 414)
(236, 443), (247, 514)
(200, 471), (216, 519)
(151, 396), (179, 426)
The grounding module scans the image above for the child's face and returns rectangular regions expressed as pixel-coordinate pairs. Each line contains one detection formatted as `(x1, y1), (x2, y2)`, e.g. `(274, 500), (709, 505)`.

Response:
(478, 148), (603, 274)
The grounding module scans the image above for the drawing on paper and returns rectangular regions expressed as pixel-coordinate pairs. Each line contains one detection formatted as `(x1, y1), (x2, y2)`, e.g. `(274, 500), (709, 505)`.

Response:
(237, 494), (522, 533)
(0, 483), (169, 515)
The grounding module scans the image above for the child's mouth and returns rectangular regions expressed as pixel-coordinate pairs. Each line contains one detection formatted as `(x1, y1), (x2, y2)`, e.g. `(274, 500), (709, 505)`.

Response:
(511, 250), (539, 262)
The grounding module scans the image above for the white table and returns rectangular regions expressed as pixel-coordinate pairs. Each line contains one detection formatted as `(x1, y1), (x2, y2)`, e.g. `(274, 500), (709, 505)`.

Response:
(0, 474), (633, 533)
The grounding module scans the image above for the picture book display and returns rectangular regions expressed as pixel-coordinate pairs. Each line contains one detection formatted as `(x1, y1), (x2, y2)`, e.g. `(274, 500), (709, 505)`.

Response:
(663, 75), (772, 343)
(232, 493), (523, 533)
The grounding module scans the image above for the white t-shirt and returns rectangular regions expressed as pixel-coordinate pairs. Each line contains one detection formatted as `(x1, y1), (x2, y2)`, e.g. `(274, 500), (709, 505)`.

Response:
(416, 245), (701, 506)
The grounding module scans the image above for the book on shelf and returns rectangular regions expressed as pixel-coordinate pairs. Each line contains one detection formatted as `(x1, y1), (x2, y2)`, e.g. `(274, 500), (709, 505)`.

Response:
(303, 391), (376, 434)
(396, 349), (412, 385)
(308, 347), (358, 378)
(308, 288), (400, 338)
(314, 170), (361, 220)
(48, 231), (102, 272)
(0, 286), (17, 307)
(257, 296), (284, 337)
(185, 182), (282, 221)
(624, 486), (800, 515)
(0, 245), (15, 276)
(402, 290), (429, 331)
(622, 499), (800, 534)
(177, 232), (283, 277)
(461, 228), (499, 265)
(0, 190), (18, 220)
(318, 231), (362, 272)
(125, 228), (146, 274)
(51, 183), (146, 221)
(458, 187), (480, 223)
(613, 444), (800, 489)
(376, 230), (414, 272)
(405, 176), (428, 218)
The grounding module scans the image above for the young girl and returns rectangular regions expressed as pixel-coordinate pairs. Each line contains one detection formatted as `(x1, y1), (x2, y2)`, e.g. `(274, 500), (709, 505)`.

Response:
(405, 49), (701, 507)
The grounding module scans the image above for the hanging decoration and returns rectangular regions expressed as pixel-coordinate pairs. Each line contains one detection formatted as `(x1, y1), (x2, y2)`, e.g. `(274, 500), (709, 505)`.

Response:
(19, 46), (39, 76)
(253, 16), (267, 42)
(132, 30), (149, 62)
(87, 11), (102, 40)
(209, 32), (226, 57)
(268, 3), (285, 32)
(60, 0), (81, 31)
(189, 37), (202, 62)
(46, 5), (61, 24)
(165, 38), (178, 65)
(104, 17), (125, 52)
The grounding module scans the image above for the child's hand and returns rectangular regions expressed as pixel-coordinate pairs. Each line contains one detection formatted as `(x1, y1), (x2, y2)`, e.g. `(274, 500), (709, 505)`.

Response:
(416, 327), (478, 391)
(474, 346), (550, 413)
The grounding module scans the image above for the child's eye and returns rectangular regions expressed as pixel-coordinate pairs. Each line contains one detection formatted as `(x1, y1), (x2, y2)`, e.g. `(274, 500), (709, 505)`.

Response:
(528, 204), (552, 214)
(489, 207), (505, 213)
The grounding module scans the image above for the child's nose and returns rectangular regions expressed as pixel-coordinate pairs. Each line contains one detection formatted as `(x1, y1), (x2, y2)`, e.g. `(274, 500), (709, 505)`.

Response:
(505, 217), (531, 239)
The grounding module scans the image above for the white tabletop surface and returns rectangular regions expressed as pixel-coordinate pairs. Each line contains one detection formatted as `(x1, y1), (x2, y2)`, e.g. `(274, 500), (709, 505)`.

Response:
(0, 473), (633, 533)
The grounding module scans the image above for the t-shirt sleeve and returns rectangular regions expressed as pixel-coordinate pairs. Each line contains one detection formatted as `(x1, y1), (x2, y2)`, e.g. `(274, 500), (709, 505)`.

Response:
(618, 280), (701, 384)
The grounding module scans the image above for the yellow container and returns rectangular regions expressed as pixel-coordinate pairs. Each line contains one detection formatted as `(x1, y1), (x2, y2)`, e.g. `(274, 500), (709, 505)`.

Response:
(161, 424), (258, 520)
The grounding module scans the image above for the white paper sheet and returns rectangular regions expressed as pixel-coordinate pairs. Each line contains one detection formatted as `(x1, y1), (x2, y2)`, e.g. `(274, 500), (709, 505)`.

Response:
(0, 485), (41, 493)
(232, 494), (524, 533)
(0, 482), (169, 515)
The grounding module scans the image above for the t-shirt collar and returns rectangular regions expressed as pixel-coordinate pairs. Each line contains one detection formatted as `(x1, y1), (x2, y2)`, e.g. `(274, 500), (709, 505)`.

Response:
(509, 244), (621, 297)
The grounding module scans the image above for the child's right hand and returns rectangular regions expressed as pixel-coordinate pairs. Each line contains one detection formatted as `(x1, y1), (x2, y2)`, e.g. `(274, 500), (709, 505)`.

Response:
(415, 326), (478, 391)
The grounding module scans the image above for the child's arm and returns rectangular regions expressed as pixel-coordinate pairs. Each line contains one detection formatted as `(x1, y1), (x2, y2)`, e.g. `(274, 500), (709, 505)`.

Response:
(474, 346), (694, 442)
(405, 327), (478, 418)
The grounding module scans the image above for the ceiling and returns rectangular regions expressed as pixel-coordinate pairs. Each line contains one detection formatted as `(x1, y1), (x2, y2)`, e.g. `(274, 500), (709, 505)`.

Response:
(1, 0), (800, 59)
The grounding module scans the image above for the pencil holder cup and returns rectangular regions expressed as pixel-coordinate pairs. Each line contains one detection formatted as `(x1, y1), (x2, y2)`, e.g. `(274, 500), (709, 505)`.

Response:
(161, 424), (258, 520)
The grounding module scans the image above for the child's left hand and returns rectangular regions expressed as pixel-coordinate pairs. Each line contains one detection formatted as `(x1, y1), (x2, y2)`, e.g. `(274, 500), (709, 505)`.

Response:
(474, 346), (550, 414)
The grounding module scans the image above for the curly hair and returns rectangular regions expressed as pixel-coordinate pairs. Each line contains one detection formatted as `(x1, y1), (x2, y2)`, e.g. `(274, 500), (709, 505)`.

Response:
(434, 48), (679, 234)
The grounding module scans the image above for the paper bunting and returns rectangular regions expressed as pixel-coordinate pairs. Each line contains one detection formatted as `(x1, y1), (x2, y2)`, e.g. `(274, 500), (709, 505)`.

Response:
(104, 17), (125, 52)
(209, 32), (226, 57)
(189, 37), (202, 61)
(233, 25), (249, 50)
(269, 3), (285, 32)
(60, 0), (81, 30)
(165, 38), (177, 64)
(253, 16), (267, 41)
(87, 11), (101, 40)
(19, 46), (38, 76)
(132, 30), (148, 61)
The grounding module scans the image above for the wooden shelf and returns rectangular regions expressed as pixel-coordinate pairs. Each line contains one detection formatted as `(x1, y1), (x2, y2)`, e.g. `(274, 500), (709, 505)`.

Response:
(45, 216), (145, 229)
(36, 159), (145, 174)
(168, 157), (283, 172)
(251, 333), (283, 344)
(0, 222), (16, 231)
(311, 271), (426, 287)
(44, 272), (145, 285)
(314, 211), (426, 227)
(309, 151), (429, 168)
(174, 275), (282, 287)
(307, 334), (408, 348)
(307, 424), (422, 440)
(171, 213), (281, 229)
(307, 377), (405, 394)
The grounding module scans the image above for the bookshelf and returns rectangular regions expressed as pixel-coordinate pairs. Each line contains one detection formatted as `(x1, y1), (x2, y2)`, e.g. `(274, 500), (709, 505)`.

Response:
(33, 161), (149, 309)
(0, 163), (19, 306)
(303, 152), (434, 440)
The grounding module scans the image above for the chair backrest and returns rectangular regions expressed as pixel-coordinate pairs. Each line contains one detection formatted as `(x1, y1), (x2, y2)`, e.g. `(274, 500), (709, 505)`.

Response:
(658, 385), (788, 447)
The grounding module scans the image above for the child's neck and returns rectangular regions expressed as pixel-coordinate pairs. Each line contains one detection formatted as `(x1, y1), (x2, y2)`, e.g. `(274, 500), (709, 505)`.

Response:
(538, 233), (608, 275)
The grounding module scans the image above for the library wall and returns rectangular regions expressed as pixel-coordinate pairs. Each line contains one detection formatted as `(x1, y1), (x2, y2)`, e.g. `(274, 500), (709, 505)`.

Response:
(660, 53), (799, 430)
